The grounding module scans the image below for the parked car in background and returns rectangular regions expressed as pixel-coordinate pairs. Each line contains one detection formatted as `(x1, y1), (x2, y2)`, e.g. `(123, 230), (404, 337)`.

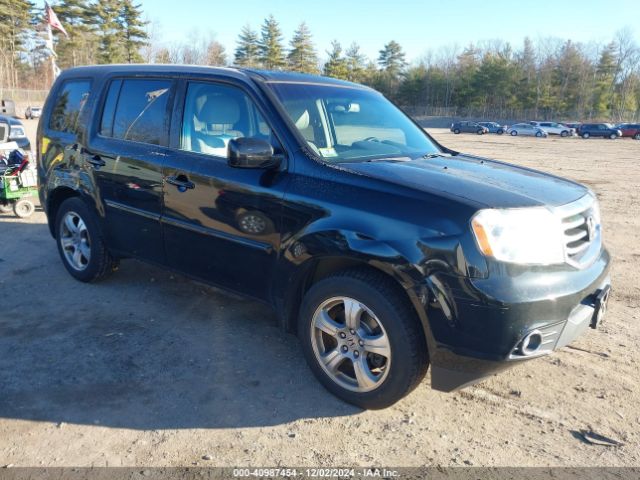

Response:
(450, 121), (489, 135)
(37, 65), (610, 408)
(0, 115), (31, 150)
(616, 123), (640, 140)
(530, 121), (574, 137)
(577, 123), (622, 139)
(1, 99), (16, 117)
(507, 123), (547, 137)
(478, 122), (506, 134)
(25, 106), (42, 119)
(564, 122), (581, 130)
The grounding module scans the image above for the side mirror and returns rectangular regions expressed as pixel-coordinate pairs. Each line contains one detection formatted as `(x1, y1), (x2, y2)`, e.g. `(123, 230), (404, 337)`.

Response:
(228, 138), (281, 169)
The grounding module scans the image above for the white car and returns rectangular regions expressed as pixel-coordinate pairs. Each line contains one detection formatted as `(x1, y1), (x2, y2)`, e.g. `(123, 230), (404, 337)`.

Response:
(530, 121), (574, 137)
(25, 106), (42, 119)
(507, 123), (548, 137)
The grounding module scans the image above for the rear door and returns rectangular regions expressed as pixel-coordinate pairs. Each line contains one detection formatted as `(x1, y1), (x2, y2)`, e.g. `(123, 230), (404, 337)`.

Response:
(85, 76), (175, 262)
(161, 79), (289, 301)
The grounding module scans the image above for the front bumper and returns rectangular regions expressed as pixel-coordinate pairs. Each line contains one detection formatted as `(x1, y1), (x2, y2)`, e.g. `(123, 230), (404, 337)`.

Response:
(416, 248), (611, 391)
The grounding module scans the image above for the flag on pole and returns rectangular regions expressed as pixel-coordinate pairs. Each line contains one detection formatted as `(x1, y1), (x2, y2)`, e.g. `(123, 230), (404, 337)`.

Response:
(45, 2), (69, 38)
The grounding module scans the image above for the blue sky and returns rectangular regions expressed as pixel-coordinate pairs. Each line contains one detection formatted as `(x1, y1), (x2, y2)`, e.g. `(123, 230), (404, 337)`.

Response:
(140, 0), (640, 62)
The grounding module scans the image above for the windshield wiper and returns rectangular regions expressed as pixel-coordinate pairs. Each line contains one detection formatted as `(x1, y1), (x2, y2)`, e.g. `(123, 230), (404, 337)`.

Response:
(363, 156), (412, 163)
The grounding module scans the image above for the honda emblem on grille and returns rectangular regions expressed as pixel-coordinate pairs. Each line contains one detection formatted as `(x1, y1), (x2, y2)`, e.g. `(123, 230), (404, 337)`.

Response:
(586, 215), (596, 241)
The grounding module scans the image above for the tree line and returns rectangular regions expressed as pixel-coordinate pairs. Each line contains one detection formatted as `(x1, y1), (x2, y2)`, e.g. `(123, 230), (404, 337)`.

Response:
(2, 2), (639, 121)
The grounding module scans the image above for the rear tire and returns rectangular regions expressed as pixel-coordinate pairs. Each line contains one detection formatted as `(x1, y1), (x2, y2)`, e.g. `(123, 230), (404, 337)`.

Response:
(634, 133), (640, 140)
(0, 201), (14, 213)
(560, 131), (568, 137)
(497, 129), (504, 135)
(609, 133), (617, 139)
(477, 130), (484, 135)
(13, 199), (34, 218)
(536, 131), (543, 137)
(298, 268), (428, 409)
(55, 197), (118, 282)
(453, 129), (460, 134)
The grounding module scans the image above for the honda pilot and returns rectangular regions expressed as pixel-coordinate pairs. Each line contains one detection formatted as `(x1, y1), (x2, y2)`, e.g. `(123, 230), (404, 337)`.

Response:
(37, 66), (611, 408)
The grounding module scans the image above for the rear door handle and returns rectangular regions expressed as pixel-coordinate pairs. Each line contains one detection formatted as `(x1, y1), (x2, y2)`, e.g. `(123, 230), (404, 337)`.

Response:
(166, 174), (195, 192)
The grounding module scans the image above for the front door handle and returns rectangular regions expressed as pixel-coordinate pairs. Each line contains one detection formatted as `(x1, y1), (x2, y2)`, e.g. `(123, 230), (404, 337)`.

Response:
(166, 174), (195, 192)
(86, 155), (106, 168)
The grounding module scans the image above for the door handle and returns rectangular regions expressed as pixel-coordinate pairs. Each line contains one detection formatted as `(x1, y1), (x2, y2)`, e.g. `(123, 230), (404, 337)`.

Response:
(86, 155), (106, 168)
(166, 174), (195, 192)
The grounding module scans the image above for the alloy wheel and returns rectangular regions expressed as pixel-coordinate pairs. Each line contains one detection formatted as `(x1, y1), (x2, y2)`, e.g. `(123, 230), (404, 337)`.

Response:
(310, 296), (391, 393)
(59, 211), (92, 271)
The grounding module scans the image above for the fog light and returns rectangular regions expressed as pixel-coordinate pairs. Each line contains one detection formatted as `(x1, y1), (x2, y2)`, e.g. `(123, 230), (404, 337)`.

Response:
(520, 330), (543, 356)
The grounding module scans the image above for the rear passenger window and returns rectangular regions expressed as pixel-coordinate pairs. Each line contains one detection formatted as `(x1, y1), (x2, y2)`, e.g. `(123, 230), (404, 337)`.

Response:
(49, 80), (91, 134)
(100, 78), (171, 146)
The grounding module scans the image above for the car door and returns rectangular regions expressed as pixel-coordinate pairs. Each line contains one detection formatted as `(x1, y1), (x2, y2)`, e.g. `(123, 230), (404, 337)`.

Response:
(161, 79), (289, 301)
(85, 76), (175, 263)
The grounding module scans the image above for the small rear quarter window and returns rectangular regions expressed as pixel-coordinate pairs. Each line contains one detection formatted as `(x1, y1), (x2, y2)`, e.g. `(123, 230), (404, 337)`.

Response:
(49, 80), (91, 134)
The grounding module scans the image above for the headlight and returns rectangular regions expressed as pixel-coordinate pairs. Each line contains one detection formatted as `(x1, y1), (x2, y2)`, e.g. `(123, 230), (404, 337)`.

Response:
(471, 207), (565, 265)
(10, 126), (26, 138)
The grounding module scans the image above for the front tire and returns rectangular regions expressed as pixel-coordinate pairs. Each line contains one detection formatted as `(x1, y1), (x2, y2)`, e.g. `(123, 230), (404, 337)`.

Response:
(561, 131), (568, 137)
(55, 197), (118, 282)
(298, 268), (428, 409)
(609, 133), (617, 139)
(633, 133), (640, 140)
(453, 129), (460, 134)
(0, 201), (14, 213)
(510, 130), (517, 136)
(582, 132), (590, 139)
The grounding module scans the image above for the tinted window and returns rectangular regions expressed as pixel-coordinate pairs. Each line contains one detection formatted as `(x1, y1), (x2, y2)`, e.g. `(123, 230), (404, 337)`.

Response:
(103, 79), (171, 146)
(180, 82), (274, 159)
(49, 80), (91, 134)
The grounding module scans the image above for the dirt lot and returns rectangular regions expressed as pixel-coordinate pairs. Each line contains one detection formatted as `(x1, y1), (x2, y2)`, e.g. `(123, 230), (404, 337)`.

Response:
(0, 121), (638, 467)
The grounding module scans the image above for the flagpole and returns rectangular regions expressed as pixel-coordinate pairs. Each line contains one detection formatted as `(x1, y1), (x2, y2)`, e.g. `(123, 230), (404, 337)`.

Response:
(47, 22), (57, 83)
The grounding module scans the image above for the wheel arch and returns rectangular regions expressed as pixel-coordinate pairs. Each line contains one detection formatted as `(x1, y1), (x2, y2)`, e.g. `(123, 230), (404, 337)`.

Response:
(280, 253), (435, 357)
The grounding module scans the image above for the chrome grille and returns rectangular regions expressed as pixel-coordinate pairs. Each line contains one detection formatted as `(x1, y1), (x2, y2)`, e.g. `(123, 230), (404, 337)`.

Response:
(555, 195), (601, 267)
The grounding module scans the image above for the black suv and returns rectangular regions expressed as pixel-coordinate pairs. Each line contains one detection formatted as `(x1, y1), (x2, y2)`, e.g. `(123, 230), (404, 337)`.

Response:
(38, 66), (611, 408)
(577, 123), (622, 139)
(450, 121), (489, 135)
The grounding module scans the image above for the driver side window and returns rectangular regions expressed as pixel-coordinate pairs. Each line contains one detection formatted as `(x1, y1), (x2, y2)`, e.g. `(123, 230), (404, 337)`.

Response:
(180, 82), (273, 159)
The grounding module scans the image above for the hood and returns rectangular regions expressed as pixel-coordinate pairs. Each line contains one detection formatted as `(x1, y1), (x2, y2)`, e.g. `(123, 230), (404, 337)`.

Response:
(343, 154), (588, 209)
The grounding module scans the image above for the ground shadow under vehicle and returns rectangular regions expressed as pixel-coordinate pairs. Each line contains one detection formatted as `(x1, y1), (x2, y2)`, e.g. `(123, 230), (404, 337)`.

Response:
(0, 216), (362, 430)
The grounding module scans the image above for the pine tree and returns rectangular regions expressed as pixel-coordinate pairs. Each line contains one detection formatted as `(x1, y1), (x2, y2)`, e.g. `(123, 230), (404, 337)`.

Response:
(378, 40), (407, 77)
(592, 42), (617, 117)
(345, 42), (367, 83)
(51, 0), (98, 67)
(234, 24), (260, 67)
(259, 15), (285, 69)
(0, 0), (35, 88)
(91, 0), (126, 63)
(119, 0), (147, 63)
(323, 40), (348, 79)
(287, 22), (318, 73)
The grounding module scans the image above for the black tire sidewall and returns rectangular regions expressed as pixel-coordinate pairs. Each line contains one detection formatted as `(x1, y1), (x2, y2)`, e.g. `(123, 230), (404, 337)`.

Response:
(298, 274), (427, 409)
(55, 197), (108, 282)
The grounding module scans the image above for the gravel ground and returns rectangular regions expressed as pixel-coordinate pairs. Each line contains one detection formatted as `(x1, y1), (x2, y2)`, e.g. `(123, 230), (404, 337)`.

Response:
(0, 121), (638, 467)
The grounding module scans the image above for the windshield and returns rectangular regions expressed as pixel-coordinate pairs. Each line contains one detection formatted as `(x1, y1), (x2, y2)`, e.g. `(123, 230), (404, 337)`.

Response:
(266, 82), (440, 163)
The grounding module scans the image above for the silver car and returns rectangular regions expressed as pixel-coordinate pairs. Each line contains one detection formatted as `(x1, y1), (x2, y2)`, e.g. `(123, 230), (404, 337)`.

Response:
(507, 123), (548, 137)
(25, 106), (42, 119)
